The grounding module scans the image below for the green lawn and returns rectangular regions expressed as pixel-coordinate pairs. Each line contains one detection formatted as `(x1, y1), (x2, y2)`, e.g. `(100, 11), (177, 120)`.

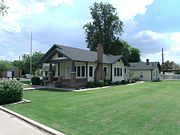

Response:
(5, 81), (180, 135)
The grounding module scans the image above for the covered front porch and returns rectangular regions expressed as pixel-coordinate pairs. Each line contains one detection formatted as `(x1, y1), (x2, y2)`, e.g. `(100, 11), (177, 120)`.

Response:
(44, 60), (87, 88)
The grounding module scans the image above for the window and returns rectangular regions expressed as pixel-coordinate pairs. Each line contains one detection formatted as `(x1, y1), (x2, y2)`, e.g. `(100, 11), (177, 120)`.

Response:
(124, 68), (126, 74)
(58, 53), (64, 58)
(120, 68), (122, 76)
(117, 68), (120, 76)
(89, 66), (93, 77)
(114, 67), (122, 77)
(140, 72), (143, 79)
(104, 67), (107, 77)
(114, 68), (117, 76)
(76, 66), (86, 78)
(77, 66), (81, 77)
(82, 66), (85, 77)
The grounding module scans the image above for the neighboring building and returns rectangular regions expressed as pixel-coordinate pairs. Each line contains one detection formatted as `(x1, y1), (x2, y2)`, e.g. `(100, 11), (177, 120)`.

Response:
(130, 59), (161, 81)
(39, 44), (130, 87)
(1, 67), (22, 78)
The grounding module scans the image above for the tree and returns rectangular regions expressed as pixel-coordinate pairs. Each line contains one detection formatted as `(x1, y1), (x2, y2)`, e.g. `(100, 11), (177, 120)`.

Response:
(0, 0), (8, 16)
(111, 40), (140, 62)
(83, 2), (123, 54)
(162, 60), (180, 70)
(129, 47), (141, 62)
(0, 60), (13, 77)
(13, 52), (44, 75)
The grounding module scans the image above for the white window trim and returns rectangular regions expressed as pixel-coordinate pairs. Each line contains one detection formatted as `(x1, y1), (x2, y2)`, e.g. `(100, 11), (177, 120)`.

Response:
(140, 71), (144, 79)
(88, 65), (94, 78)
(75, 65), (86, 78)
(114, 66), (123, 77)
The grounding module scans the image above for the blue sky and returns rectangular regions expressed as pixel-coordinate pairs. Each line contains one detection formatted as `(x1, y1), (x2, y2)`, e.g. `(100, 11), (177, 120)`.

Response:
(0, 0), (180, 64)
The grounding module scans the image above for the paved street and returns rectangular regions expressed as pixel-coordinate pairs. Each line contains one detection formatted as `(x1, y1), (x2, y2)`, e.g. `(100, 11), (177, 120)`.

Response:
(0, 110), (48, 135)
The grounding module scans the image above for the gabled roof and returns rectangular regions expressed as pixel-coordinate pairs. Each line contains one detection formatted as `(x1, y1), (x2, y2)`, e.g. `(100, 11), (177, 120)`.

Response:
(130, 62), (161, 70)
(39, 44), (129, 65)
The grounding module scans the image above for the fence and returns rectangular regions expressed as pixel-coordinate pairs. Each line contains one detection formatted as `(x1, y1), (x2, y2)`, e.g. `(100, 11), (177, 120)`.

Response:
(160, 74), (180, 80)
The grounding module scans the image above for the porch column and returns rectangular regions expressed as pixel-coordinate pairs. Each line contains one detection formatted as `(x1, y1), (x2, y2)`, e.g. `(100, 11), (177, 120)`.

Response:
(70, 61), (76, 87)
(48, 62), (53, 82)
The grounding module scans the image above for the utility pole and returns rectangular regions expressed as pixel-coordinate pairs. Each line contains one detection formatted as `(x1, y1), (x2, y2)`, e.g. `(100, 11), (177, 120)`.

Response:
(19, 56), (21, 77)
(30, 31), (32, 75)
(162, 48), (164, 65)
(162, 48), (165, 74)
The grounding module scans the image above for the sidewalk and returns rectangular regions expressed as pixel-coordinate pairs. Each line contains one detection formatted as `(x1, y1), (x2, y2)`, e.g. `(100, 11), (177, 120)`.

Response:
(0, 110), (48, 135)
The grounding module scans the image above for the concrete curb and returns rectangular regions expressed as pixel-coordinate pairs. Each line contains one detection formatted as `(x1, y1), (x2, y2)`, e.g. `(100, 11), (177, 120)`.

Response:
(74, 81), (144, 92)
(0, 106), (65, 135)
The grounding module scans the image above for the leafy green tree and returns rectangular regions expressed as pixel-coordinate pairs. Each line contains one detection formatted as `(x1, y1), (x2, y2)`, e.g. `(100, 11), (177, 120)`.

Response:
(0, 0), (8, 16)
(129, 47), (141, 62)
(12, 60), (23, 70)
(111, 40), (140, 62)
(0, 60), (13, 77)
(13, 52), (44, 75)
(83, 2), (123, 54)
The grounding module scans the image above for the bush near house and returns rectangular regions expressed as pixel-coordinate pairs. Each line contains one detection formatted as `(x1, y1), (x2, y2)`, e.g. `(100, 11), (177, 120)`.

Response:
(95, 80), (104, 87)
(86, 81), (95, 88)
(121, 80), (127, 85)
(0, 80), (23, 105)
(31, 77), (41, 85)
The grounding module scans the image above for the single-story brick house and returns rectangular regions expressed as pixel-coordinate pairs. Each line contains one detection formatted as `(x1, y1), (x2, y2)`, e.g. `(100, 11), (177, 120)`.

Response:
(130, 59), (161, 81)
(39, 44), (130, 87)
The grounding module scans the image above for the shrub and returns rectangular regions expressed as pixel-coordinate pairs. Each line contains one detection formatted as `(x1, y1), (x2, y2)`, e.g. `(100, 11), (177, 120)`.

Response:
(0, 80), (23, 105)
(131, 79), (136, 83)
(31, 77), (41, 85)
(104, 79), (111, 86)
(121, 80), (127, 85)
(86, 81), (95, 88)
(111, 81), (118, 85)
(96, 80), (104, 87)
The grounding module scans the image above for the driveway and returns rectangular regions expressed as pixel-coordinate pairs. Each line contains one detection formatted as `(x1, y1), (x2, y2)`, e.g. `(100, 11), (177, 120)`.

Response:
(0, 110), (49, 135)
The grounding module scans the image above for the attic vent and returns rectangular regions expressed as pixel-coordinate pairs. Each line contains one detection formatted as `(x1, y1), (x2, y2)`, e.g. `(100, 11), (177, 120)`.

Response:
(58, 53), (64, 58)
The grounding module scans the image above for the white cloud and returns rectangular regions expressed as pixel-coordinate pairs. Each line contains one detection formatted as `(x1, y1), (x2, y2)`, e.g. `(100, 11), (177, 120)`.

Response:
(99, 0), (155, 34)
(129, 30), (180, 64)
(109, 0), (154, 20)
(169, 32), (180, 51)
(49, 0), (74, 7)
(0, 0), (74, 33)
(2, 22), (21, 33)
(133, 30), (166, 42)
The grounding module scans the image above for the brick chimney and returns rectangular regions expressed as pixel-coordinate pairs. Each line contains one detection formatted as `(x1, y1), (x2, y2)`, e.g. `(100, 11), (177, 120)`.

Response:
(95, 43), (104, 81)
(97, 43), (103, 63)
(146, 59), (149, 65)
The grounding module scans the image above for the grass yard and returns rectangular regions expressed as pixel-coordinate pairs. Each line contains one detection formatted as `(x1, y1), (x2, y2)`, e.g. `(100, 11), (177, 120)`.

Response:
(5, 81), (180, 135)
